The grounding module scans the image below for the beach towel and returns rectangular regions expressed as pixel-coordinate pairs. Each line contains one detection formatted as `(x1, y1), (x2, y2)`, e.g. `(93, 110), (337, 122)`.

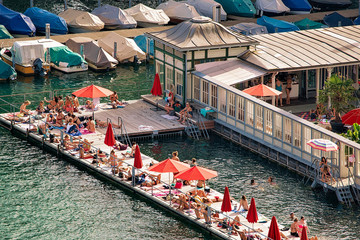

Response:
(138, 125), (154, 131)
(80, 128), (95, 135)
(161, 114), (178, 120)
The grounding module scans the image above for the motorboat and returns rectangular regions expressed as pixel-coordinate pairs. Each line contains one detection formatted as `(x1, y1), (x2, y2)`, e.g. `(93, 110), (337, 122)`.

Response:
(228, 22), (268, 36)
(281, 0), (312, 15)
(323, 12), (353, 27)
(92, 4), (137, 29)
(294, 18), (327, 30)
(215, 0), (256, 17)
(134, 34), (154, 57)
(0, 41), (50, 76)
(58, 8), (104, 33)
(187, 0), (227, 21)
(0, 4), (36, 37)
(65, 37), (118, 71)
(98, 32), (146, 63)
(255, 0), (290, 16)
(0, 59), (16, 81)
(257, 16), (299, 33)
(0, 24), (13, 39)
(309, 0), (351, 11)
(24, 7), (68, 35)
(124, 3), (169, 28)
(156, 0), (200, 23)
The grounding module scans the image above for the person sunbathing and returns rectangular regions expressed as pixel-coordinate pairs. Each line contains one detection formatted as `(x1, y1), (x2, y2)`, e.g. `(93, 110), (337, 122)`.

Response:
(63, 96), (73, 113)
(178, 102), (193, 124)
(140, 173), (161, 187)
(44, 96), (58, 112)
(36, 101), (45, 116)
(86, 116), (96, 133)
(54, 110), (65, 127)
(164, 98), (175, 114)
(80, 147), (94, 159)
(66, 117), (80, 135)
(238, 195), (249, 211)
(63, 136), (77, 150)
(85, 100), (94, 110)
(194, 203), (204, 219)
(71, 94), (80, 113)
(20, 100), (31, 116)
(114, 142), (128, 151)
(83, 139), (93, 152)
(95, 119), (121, 129)
(46, 113), (56, 124)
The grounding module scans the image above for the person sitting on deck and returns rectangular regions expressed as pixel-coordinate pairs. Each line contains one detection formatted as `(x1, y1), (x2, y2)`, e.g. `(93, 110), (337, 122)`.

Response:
(36, 101), (45, 116)
(57, 96), (64, 110)
(178, 102), (193, 124)
(46, 112), (56, 125)
(71, 94), (81, 113)
(172, 151), (180, 161)
(72, 114), (84, 128)
(63, 135), (78, 150)
(86, 116), (96, 133)
(109, 149), (122, 174)
(114, 142), (128, 151)
(95, 119), (121, 129)
(66, 117), (80, 135)
(290, 218), (300, 237)
(164, 98), (175, 115)
(238, 195), (249, 211)
(63, 96), (73, 114)
(20, 100), (31, 116)
(122, 142), (137, 158)
(44, 96), (58, 113)
(85, 100), (95, 110)
(79, 146), (94, 159)
(321, 165), (335, 183)
(83, 139), (93, 152)
(54, 109), (65, 127)
(298, 216), (310, 237)
(309, 109), (317, 120)
(174, 101), (182, 112)
(140, 173), (161, 187)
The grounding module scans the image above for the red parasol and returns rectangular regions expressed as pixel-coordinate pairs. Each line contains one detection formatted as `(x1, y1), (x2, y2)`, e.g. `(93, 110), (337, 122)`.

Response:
(134, 145), (143, 169)
(300, 225), (309, 240)
(148, 158), (189, 173)
(104, 123), (116, 147)
(243, 84), (282, 97)
(151, 73), (163, 96)
(174, 166), (217, 181)
(72, 84), (114, 98)
(247, 198), (258, 224)
(267, 216), (281, 240)
(342, 108), (360, 125)
(221, 186), (232, 212)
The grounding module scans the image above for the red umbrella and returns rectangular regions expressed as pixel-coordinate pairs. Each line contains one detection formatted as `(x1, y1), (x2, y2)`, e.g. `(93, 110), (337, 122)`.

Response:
(246, 197), (258, 229)
(243, 84), (282, 97)
(134, 145), (143, 169)
(72, 84), (114, 98)
(221, 186), (232, 212)
(174, 166), (217, 181)
(104, 123), (116, 147)
(151, 73), (162, 96)
(342, 108), (360, 125)
(300, 225), (309, 240)
(148, 158), (189, 173)
(267, 216), (281, 240)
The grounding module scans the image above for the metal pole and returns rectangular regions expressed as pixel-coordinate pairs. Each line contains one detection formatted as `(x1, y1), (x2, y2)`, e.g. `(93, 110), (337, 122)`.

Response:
(64, 0), (67, 10)
(30, 0), (33, 8)
(80, 44), (84, 58)
(45, 23), (50, 39)
(98, 0), (101, 8)
(129, 0), (132, 8)
(113, 42), (117, 59)
(0, 0), (3, 5)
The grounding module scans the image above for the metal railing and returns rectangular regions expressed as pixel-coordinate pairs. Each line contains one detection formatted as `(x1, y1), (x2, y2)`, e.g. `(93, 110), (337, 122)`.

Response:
(195, 108), (210, 140)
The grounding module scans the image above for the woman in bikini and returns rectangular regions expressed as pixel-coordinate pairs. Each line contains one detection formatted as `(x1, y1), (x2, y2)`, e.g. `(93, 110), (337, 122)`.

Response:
(57, 96), (64, 110)
(172, 151), (180, 161)
(286, 75), (292, 105)
(46, 112), (56, 125)
(178, 102), (193, 124)
(20, 100), (31, 116)
(36, 101), (45, 115)
(71, 94), (80, 112)
(64, 96), (73, 113)
(44, 96), (58, 112)
(54, 109), (64, 127)
(238, 195), (249, 211)
(298, 216), (310, 238)
(275, 77), (283, 107)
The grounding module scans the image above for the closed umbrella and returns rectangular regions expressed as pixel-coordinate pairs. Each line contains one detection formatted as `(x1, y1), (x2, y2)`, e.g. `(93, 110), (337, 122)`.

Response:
(221, 186), (232, 212)
(300, 225), (309, 240)
(267, 216), (281, 240)
(104, 122), (116, 147)
(306, 139), (339, 152)
(243, 84), (282, 97)
(134, 145), (143, 169)
(246, 198), (258, 230)
(150, 73), (163, 111)
(342, 108), (360, 125)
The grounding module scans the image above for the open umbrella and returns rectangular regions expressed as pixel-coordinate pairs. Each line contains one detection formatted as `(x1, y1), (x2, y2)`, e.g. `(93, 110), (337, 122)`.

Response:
(72, 84), (113, 98)
(148, 158), (190, 185)
(221, 186), (232, 212)
(150, 73), (163, 111)
(300, 225), (309, 240)
(306, 139), (339, 152)
(243, 84), (282, 97)
(174, 166), (217, 181)
(342, 108), (360, 125)
(267, 216), (281, 240)
(134, 145), (143, 169)
(104, 122), (116, 147)
(246, 198), (258, 230)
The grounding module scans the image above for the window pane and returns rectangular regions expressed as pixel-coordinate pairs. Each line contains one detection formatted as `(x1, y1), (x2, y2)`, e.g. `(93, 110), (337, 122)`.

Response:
(284, 117), (292, 144)
(237, 97), (244, 122)
(202, 81), (209, 104)
(175, 71), (183, 96)
(246, 101), (254, 126)
(193, 76), (200, 101)
(255, 104), (263, 131)
(211, 84), (218, 108)
(275, 113), (282, 139)
(265, 109), (272, 135)
(228, 92), (235, 117)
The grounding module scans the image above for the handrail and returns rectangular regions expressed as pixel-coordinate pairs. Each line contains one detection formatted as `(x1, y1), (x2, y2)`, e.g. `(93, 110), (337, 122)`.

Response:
(196, 108), (210, 139)
(348, 167), (360, 204)
(118, 117), (132, 147)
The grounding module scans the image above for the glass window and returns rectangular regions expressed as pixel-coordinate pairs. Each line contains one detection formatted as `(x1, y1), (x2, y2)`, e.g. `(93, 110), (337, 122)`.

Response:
(175, 71), (183, 96)
(312, 131), (321, 157)
(210, 84), (218, 108)
(193, 76), (200, 101)
(345, 145), (355, 168)
(165, 66), (173, 91)
(255, 104), (263, 131)
(293, 122), (301, 148)
(275, 113), (282, 140)
(265, 109), (272, 135)
(303, 126), (311, 153)
(284, 117), (292, 144)
(219, 87), (226, 113)
(246, 101), (254, 126)
(237, 97), (244, 122)
(228, 92), (235, 117)
(202, 81), (209, 105)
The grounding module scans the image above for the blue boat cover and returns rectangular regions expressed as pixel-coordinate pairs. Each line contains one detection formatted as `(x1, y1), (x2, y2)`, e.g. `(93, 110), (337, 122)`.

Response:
(282, 0), (312, 11)
(134, 35), (154, 56)
(215, 0), (255, 17)
(24, 7), (67, 35)
(0, 4), (36, 36)
(257, 16), (299, 33)
(354, 17), (360, 25)
(294, 18), (327, 30)
(0, 59), (16, 80)
(229, 23), (268, 36)
(323, 12), (353, 27)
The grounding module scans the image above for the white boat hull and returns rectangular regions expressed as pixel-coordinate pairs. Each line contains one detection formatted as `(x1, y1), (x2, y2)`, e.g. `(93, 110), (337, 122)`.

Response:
(51, 63), (88, 73)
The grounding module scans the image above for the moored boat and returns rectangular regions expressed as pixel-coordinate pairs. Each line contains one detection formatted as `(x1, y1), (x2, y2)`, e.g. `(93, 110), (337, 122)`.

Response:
(255, 0), (290, 16)
(0, 59), (16, 81)
(187, 0), (227, 21)
(323, 12), (353, 27)
(294, 18), (327, 30)
(124, 3), (169, 28)
(257, 15), (299, 33)
(58, 8), (104, 33)
(309, 0), (351, 11)
(0, 24), (13, 39)
(134, 34), (154, 57)
(65, 37), (118, 71)
(92, 4), (137, 30)
(215, 0), (256, 17)
(0, 4), (36, 37)
(156, 0), (200, 23)
(281, 0), (312, 15)
(24, 7), (68, 35)
(228, 22), (268, 36)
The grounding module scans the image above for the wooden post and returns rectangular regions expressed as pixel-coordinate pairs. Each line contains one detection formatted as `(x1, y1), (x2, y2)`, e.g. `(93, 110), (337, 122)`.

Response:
(113, 42), (117, 59)
(326, 67), (333, 109)
(30, 0), (33, 8)
(132, 167), (135, 186)
(45, 23), (50, 39)
(316, 68), (320, 104)
(64, 0), (67, 10)
(98, 0), (101, 8)
(271, 72), (278, 105)
(212, 5), (221, 22)
(80, 44), (84, 58)
(129, 0), (132, 8)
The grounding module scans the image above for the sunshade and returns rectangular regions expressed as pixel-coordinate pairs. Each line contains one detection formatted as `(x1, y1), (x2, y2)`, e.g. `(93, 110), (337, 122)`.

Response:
(174, 166), (217, 180)
(246, 198), (258, 224)
(341, 109), (360, 125)
(148, 158), (189, 173)
(151, 73), (163, 96)
(306, 139), (339, 152)
(134, 145), (143, 169)
(267, 216), (281, 240)
(221, 186), (232, 212)
(300, 225), (309, 240)
(72, 85), (113, 98)
(243, 84), (282, 97)
(104, 123), (116, 147)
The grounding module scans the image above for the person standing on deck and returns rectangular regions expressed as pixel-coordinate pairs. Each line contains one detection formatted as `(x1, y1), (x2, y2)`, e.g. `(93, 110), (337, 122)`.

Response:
(286, 75), (292, 105)
(275, 77), (283, 107)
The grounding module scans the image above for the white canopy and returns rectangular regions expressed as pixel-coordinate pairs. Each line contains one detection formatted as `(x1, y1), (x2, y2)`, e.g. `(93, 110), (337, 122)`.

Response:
(157, 0), (200, 21)
(11, 40), (45, 65)
(187, 0), (227, 21)
(255, 0), (290, 14)
(58, 9), (104, 32)
(194, 58), (267, 85)
(125, 4), (169, 26)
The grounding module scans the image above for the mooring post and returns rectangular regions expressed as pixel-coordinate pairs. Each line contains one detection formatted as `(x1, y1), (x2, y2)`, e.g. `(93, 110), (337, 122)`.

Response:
(129, 0), (132, 8)
(26, 129), (29, 140)
(80, 44), (84, 58)
(30, 0), (33, 8)
(98, 0), (101, 8)
(132, 167), (135, 186)
(45, 23), (50, 39)
(64, 0), (67, 10)
(113, 42), (117, 59)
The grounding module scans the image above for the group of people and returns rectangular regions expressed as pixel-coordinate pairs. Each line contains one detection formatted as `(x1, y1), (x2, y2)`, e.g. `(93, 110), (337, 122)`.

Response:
(320, 157), (335, 183)
(290, 213), (311, 239)
(275, 75), (294, 107)
(164, 85), (193, 124)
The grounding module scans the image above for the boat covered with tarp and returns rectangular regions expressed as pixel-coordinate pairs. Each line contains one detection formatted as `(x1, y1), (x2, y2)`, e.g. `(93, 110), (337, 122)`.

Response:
(58, 8), (104, 33)
(125, 4), (169, 28)
(0, 24), (13, 39)
(309, 0), (351, 11)
(294, 18), (327, 30)
(257, 16), (299, 33)
(0, 4), (36, 37)
(92, 4), (137, 29)
(187, 0), (227, 21)
(255, 0), (290, 16)
(0, 59), (16, 80)
(281, 0), (312, 14)
(24, 7), (67, 35)
(229, 22), (268, 36)
(98, 32), (146, 63)
(65, 37), (118, 71)
(134, 34), (154, 57)
(157, 0), (200, 23)
(323, 12), (353, 27)
(215, 0), (255, 17)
